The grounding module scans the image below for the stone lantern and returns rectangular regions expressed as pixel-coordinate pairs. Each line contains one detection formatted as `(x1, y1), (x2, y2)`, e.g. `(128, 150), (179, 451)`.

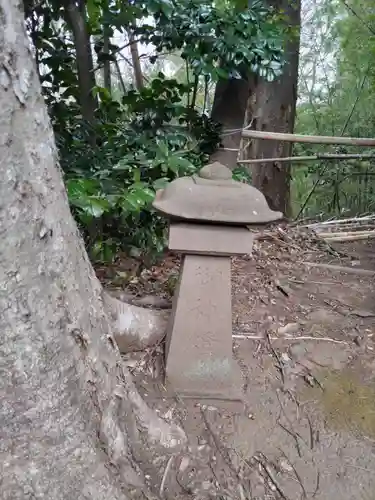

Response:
(153, 162), (283, 400)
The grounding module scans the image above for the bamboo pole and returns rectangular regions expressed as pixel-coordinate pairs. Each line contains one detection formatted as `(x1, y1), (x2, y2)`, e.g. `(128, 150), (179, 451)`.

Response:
(314, 224), (375, 232)
(241, 129), (375, 146)
(302, 262), (375, 276)
(304, 215), (375, 227)
(322, 232), (375, 242)
(238, 153), (375, 164)
(319, 230), (375, 239)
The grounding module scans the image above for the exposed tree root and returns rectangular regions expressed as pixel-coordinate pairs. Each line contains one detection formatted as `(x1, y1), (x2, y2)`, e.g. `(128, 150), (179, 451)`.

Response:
(119, 366), (187, 456)
(103, 291), (169, 353)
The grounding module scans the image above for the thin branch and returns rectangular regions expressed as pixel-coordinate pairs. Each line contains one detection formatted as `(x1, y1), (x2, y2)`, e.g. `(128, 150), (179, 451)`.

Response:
(92, 40), (136, 73)
(340, 65), (370, 136)
(114, 58), (126, 95)
(295, 66), (372, 219)
(296, 161), (328, 219)
(117, 51), (150, 84)
(339, 0), (375, 37)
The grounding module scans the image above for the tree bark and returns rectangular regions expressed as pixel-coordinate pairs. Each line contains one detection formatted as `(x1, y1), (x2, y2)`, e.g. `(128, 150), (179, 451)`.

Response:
(64, 0), (98, 126)
(0, 2), (185, 499)
(209, 77), (252, 168)
(247, 0), (301, 216)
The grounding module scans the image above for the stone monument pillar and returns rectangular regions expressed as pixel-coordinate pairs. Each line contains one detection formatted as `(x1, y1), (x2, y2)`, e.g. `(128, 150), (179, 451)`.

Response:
(153, 162), (282, 399)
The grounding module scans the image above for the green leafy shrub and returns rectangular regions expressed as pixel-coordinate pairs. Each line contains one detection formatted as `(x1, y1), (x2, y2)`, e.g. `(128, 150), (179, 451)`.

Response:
(60, 76), (221, 262)
(137, 0), (284, 81)
(26, 0), (285, 263)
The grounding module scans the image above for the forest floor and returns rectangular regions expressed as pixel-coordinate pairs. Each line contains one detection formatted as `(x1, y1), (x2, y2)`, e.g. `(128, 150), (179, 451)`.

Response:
(99, 225), (375, 500)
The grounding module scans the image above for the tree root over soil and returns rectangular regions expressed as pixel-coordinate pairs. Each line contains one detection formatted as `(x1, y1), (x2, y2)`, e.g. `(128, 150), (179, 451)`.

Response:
(103, 291), (169, 353)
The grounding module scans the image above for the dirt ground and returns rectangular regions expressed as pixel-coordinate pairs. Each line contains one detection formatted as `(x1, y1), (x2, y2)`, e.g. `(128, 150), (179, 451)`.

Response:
(101, 225), (375, 500)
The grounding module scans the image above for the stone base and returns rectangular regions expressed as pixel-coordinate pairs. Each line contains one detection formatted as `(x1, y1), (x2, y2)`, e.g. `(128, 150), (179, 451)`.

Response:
(164, 363), (243, 401)
(165, 254), (242, 401)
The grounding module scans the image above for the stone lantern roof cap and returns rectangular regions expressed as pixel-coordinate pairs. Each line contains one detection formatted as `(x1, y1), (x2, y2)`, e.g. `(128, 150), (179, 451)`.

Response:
(152, 161), (283, 225)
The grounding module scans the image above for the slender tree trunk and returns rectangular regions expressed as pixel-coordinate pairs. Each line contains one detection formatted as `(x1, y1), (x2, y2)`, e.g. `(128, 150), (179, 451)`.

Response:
(115, 58), (127, 95)
(103, 31), (112, 91)
(0, 2), (185, 499)
(64, 0), (98, 126)
(246, 0), (301, 216)
(102, 0), (112, 92)
(128, 29), (144, 90)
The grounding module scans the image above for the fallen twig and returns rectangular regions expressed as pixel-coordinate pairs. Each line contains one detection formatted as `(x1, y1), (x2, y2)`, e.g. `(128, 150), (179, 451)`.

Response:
(312, 470), (320, 498)
(278, 449), (307, 499)
(266, 332), (285, 385)
(159, 456), (174, 498)
(306, 414), (314, 451)
(200, 407), (239, 478)
(253, 452), (289, 500)
(233, 334), (348, 345)
(296, 361), (325, 391)
(277, 421), (302, 458)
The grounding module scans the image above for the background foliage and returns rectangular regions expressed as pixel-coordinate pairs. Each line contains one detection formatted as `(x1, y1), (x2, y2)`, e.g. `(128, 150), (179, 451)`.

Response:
(25, 0), (375, 263)
(293, 0), (375, 219)
(25, 0), (283, 263)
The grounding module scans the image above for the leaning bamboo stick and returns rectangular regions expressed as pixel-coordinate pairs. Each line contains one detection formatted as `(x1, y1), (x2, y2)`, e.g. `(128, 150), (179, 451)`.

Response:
(312, 221), (375, 231)
(238, 153), (375, 164)
(319, 230), (375, 239)
(322, 233), (375, 242)
(304, 215), (375, 227)
(241, 129), (375, 146)
(302, 262), (375, 275)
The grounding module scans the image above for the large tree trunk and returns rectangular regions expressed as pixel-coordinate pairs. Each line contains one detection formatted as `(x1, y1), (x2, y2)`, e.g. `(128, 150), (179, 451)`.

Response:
(247, 0), (301, 216)
(0, 2), (185, 499)
(209, 77), (251, 168)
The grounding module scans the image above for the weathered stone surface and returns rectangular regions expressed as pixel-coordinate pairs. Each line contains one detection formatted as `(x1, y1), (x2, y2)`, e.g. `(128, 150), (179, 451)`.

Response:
(152, 161), (281, 400)
(199, 161), (232, 180)
(168, 223), (254, 256)
(165, 254), (242, 400)
(152, 162), (283, 224)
